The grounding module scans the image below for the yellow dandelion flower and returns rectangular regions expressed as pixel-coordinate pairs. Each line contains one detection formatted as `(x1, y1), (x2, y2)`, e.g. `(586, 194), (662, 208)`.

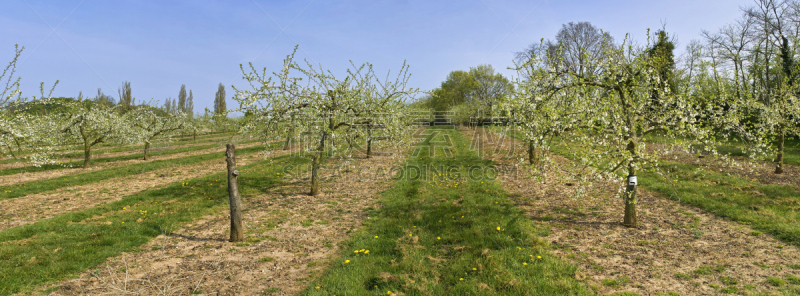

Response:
(344, 260), (350, 263)
(459, 278), (463, 281)
(472, 268), (477, 271)
(437, 237), (441, 240)
(315, 286), (320, 289)
(523, 262), (528, 265)
(375, 236), (379, 238)
(537, 256), (541, 259)
(496, 227), (501, 231)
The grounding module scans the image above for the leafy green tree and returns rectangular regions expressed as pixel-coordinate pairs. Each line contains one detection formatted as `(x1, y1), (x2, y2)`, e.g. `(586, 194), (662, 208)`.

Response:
(647, 30), (676, 105)
(214, 83), (226, 116)
(428, 65), (511, 124)
(187, 89), (194, 118)
(117, 81), (135, 112)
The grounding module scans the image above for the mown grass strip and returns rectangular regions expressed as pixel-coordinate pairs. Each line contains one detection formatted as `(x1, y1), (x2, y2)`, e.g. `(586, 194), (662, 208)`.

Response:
(0, 153), (309, 295)
(0, 136), (255, 176)
(0, 141), (274, 200)
(500, 127), (800, 247)
(304, 127), (590, 295)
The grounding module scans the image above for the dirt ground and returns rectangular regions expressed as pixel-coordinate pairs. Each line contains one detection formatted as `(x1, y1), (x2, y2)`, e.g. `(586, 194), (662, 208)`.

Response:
(34, 151), (407, 295)
(0, 141), (265, 187)
(0, 142), (273, 232)
(463, 127), (800, 295)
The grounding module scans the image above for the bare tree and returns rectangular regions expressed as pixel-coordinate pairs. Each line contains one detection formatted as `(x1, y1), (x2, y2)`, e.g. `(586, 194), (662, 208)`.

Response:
(702, 15), (755, 98)
(551, 22), (615, 76)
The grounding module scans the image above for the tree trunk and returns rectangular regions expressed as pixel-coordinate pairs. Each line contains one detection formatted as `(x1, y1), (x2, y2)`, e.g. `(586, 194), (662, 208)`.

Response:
(2, 145), (15, 159)
(143, 142), (151, 160)
(79, 125), (92, 168)
(13, 138), (23, 156)
(622, 162), (637, 227)
(225, 144), (244, 242)
(366, 128), (373, 158)
(283, 133), (291, 150)
(528, 139), (535, 165)
(83, 142), (92, 168)
(309, 132), (327, 196)
(193, 131), (196, 141)
(775, 126), (785, 174)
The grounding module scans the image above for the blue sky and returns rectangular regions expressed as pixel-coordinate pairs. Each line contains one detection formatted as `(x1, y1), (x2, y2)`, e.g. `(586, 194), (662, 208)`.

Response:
(2, 0), (753, 114)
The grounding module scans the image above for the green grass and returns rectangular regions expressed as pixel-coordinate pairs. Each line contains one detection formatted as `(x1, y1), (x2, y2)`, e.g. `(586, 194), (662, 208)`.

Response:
(0, 136), (258, 177)
(0, 152), (308, 295)
(642, 161), (800, 247)
(0, 141), (276, 200)
(302, 127), (590, 295)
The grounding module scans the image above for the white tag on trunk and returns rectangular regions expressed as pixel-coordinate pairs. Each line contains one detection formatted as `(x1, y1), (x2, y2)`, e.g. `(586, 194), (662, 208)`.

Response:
(628, 175), (637, 186)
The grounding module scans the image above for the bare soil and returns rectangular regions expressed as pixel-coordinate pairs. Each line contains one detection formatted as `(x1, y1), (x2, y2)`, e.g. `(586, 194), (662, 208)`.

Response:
(0, 142), (271, 232)
(464, 127), (800, 295)
(36, 151), (407, 295)
(0, 141), (265, 187)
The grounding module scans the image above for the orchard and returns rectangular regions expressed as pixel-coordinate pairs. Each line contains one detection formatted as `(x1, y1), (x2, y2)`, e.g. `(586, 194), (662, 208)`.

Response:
(1, 1), (800, 295)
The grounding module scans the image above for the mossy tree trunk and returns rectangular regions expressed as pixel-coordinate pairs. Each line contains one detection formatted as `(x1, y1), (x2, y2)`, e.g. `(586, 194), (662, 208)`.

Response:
(527, 139), (536, 165)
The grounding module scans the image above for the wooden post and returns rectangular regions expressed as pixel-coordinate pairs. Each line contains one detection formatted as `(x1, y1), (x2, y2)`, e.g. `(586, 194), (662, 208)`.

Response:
(225, 143), (244, 242)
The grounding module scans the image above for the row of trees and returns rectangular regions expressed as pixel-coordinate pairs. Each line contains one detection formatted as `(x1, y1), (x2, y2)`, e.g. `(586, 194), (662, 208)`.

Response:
(0, 46), (233, 168)
(500, 2), (799, 227)
(233, 46), (418, 196)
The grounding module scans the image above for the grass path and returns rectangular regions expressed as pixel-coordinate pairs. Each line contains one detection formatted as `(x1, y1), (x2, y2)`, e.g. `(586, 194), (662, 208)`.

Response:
(303, 127), (590, 295)
(0, 141), (271, 200)
(0, 144), (290, 232)
(0, 139), (266, 187)
(47, 151), (409, 295)
(0, 149), (307, 295)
